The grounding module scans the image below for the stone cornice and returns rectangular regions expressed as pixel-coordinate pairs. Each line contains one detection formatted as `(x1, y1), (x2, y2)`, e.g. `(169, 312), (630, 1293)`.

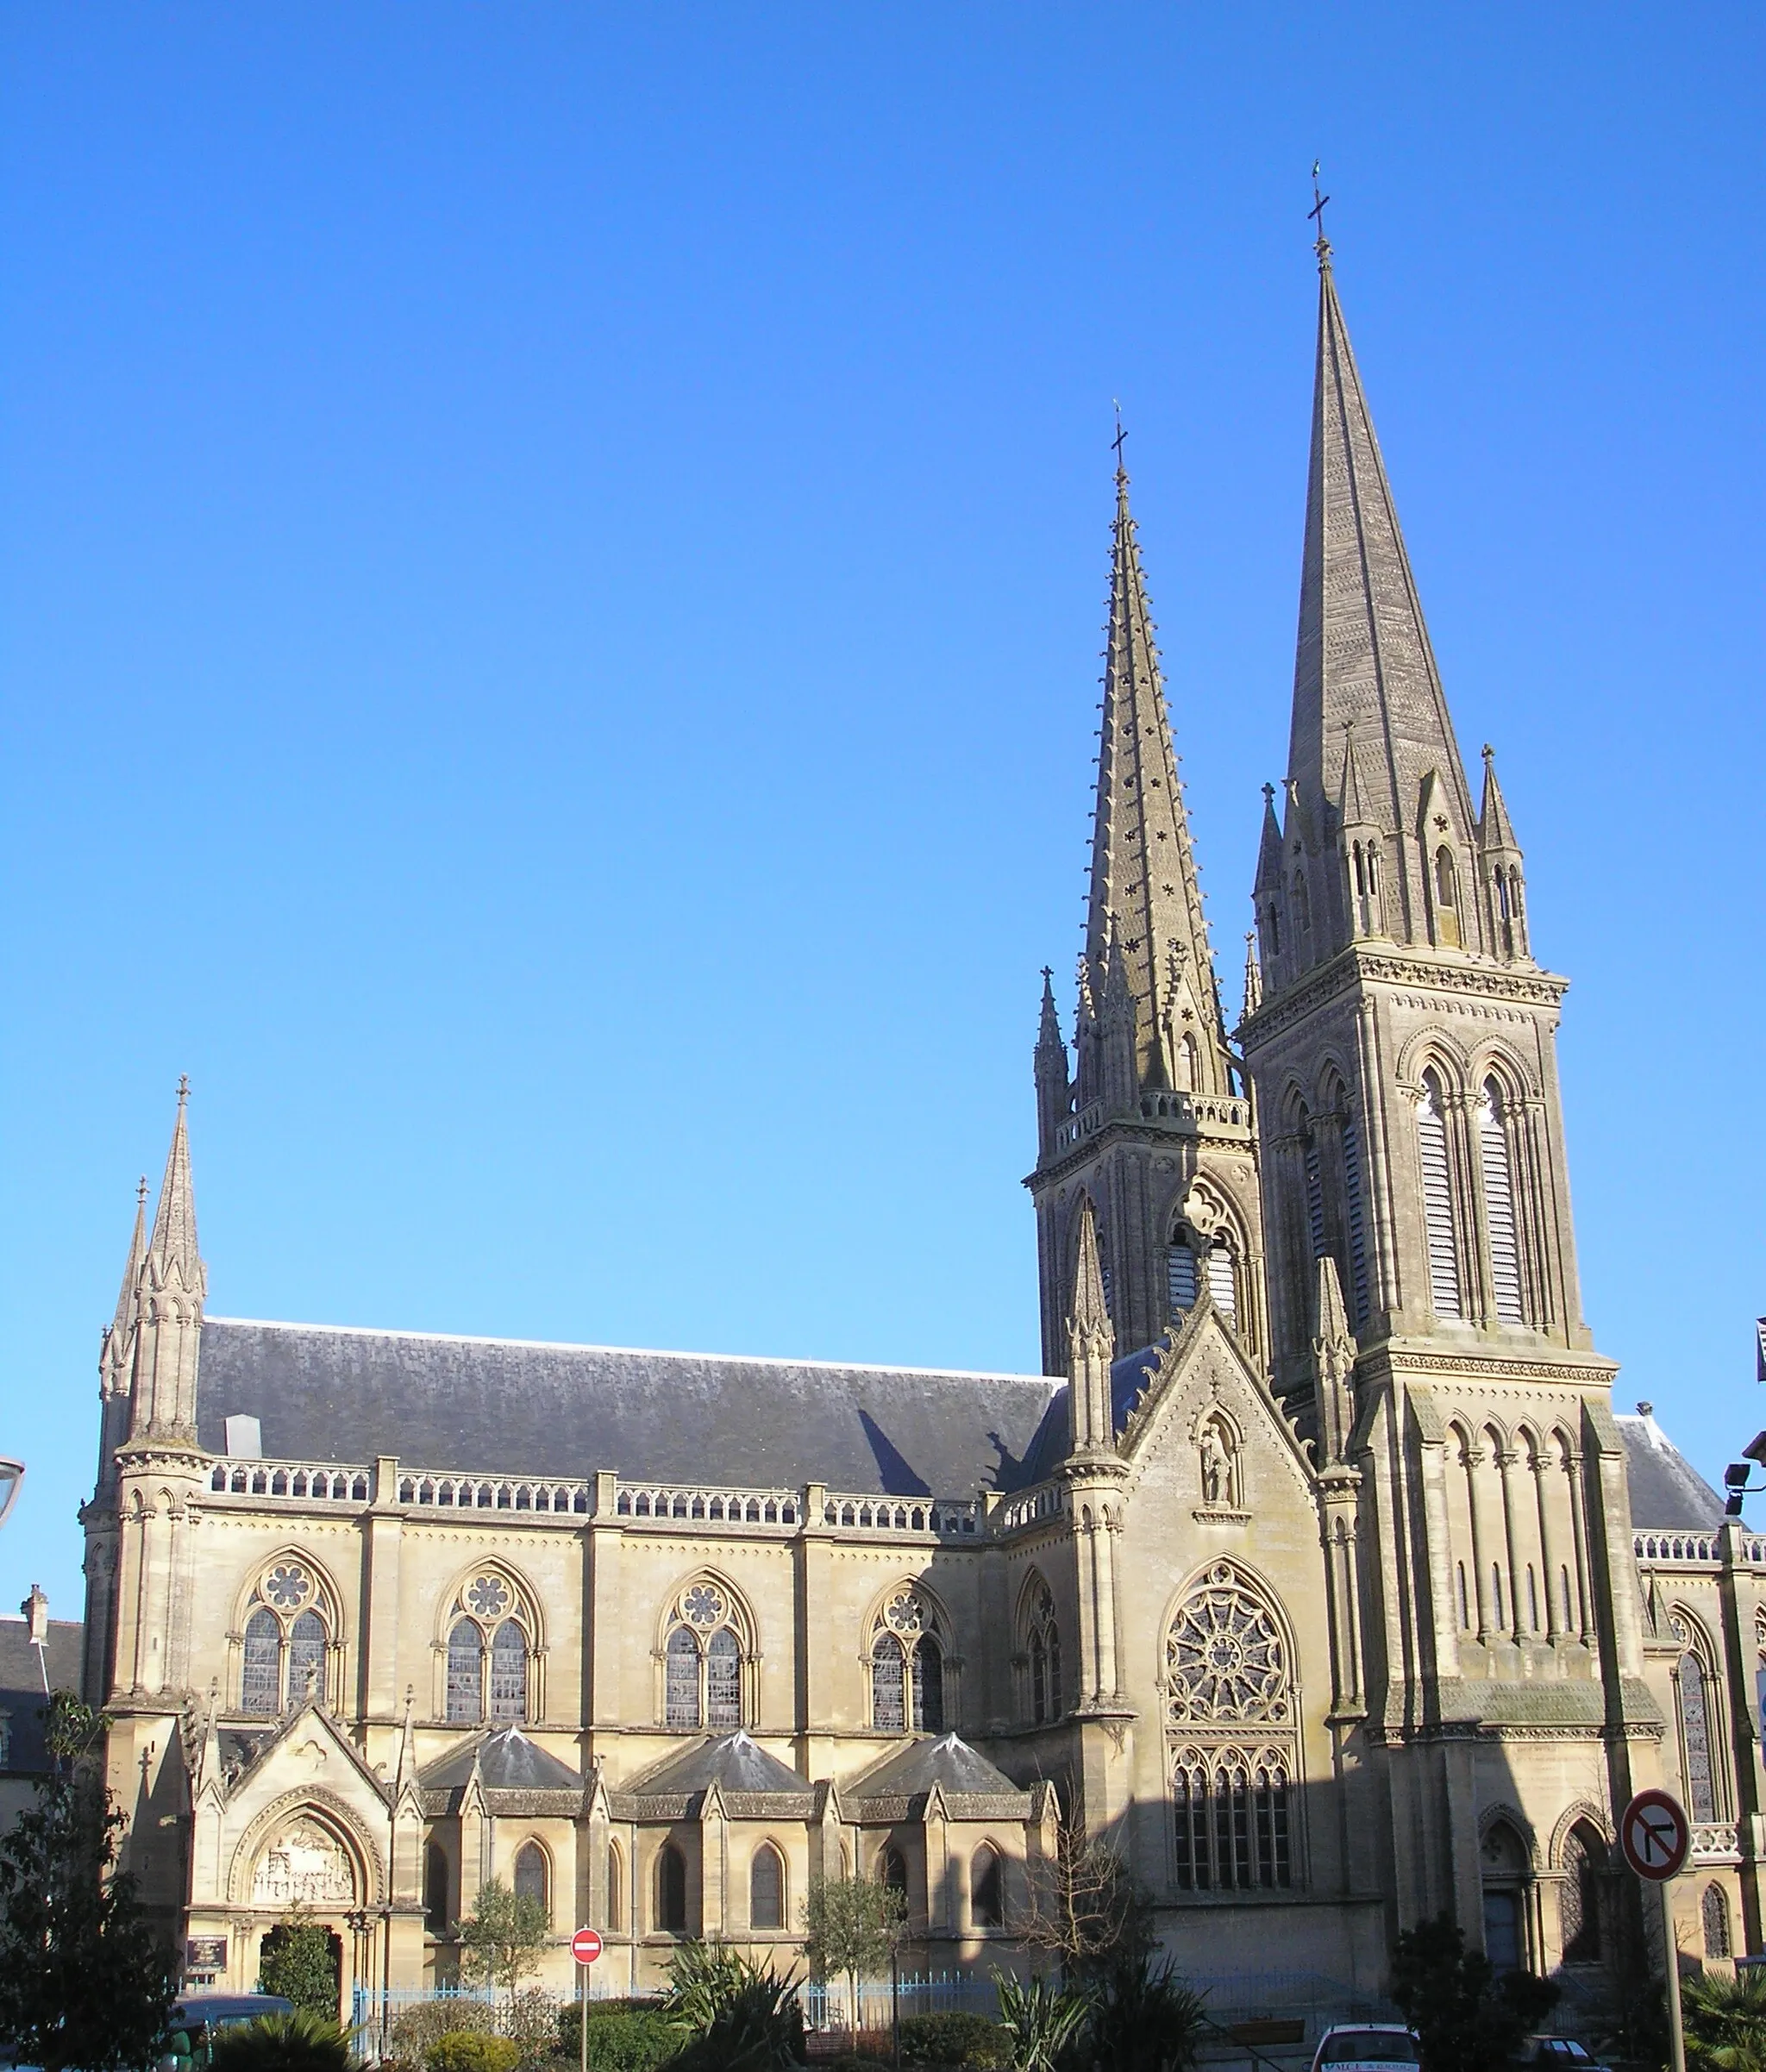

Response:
(1026, 1115), (1256, 1193)
(1237, 945), (1569, 1049)
(1359, 1341), (1619, 1390)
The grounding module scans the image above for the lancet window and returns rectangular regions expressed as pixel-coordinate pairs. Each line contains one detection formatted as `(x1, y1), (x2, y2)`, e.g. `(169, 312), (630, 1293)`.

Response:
(871, 1588), (944, 1734)
(1478, 1080), (1526, 1324)
(749, 1844), (785, 1931)
(1703, 1883), (1732, 1960)
(239, 1560), (333, 1715)
(662, 1580), (750, 1731)
(1022, 1578), (1062, 1726)
(1673, 1624), (1720, 1822)
(514, 1841), (550, 1925)
(1416, 1071), (1462, 1319)
(1559, 1822), (1605, 1964)
(445, 1571), (531, 1724)
(1165, 1563), (1295, 1891)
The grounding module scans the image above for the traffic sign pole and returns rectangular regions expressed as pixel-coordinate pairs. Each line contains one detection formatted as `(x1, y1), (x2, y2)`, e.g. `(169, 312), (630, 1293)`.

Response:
(1619, 1790), (1691, 2072)
(570, 1926), (604, 2072)
(1662, 1881), (1687, 2072)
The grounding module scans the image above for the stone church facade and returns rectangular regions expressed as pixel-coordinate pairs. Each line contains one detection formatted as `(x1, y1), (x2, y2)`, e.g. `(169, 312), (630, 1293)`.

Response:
(81, 242), (1766, 2018)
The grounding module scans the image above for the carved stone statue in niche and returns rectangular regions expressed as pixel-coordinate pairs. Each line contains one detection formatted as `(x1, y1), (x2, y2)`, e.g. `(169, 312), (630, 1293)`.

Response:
(1199, 1417), (1239, 1509)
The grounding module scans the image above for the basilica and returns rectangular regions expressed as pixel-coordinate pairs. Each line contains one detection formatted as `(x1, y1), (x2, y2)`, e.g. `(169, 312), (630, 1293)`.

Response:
(81, 239), (1766, 2024)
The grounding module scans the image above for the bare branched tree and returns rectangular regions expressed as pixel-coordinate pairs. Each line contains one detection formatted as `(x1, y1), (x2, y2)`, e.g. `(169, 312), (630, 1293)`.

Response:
(1019, 1817), (1152, 1979)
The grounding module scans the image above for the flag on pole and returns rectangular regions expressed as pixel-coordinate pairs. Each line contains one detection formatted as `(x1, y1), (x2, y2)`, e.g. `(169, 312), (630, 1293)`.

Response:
(1756, 1317), (1766, 1385)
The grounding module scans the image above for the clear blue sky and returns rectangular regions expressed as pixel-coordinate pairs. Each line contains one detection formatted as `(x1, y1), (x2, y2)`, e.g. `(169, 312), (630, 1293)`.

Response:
(3, 5), (1762, 1615)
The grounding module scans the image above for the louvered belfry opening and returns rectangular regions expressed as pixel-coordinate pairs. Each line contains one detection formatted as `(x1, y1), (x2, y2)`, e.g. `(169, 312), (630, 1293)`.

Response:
(1479, 1080), (1525, 1324)
(1416, 1072), (1462, 1318)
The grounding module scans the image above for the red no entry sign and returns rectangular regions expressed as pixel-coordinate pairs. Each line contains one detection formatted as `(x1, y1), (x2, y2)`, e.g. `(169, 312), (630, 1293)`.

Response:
(571, 1927), (604, 1964)
(1620, 1788), (1691, 1881)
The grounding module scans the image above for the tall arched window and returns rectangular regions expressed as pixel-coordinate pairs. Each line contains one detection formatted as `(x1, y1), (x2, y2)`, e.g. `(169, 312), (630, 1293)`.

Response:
(970, 1845), (1004, 1930)
(1478, 1080), (1525, 1324)
(489, 1622), (529, 1722)
(750, 1844), (785, 1931)
(242, 1607), (281, 1715)
(239, 1561), (332, 1715)
(445, 1573), (531, 1725)
(424, 1843), (451, 1936)
(606, 1841), (623, 1934)
(1024, 1580), (1062, 1726)
(1677, 1644), (1719, 1821)
(881, 1848), (909, 1902)
(661, 1580), (750, 1731)
(1166, 1563), (1295, 1892)
(1417, 1071), (1462, 1318)
(655, 1844), (688, 1934)
(447, 1619), (485, 1723)
(514, 1841), (549, 1924)
(1293, 871), (1312, 934)
(871, 1590), (945, 1733)
(1167, 1224), (1199, 1318)
(1341, 1111), (1369, 1326)
(1434, 847), (1461, 945)
(1559, 1823), (1604, 1963)
(1704, 1883), (1732, 1960)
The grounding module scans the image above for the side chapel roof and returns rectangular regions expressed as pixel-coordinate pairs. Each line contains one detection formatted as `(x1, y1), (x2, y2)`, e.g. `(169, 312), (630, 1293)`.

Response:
(845, 1732), (1033, 1823)
(610, 1731), (815, 1820)
(1618, 1410), (1727, 1531)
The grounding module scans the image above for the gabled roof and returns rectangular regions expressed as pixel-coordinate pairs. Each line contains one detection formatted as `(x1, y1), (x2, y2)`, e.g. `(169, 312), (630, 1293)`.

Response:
(421, 1725), (586, 1796)
(0, 1618), (82, 1776)
(845, 1733), (1032, 1822)
(610, 1732), (813, 1820)
(1619, 1410), (1726, 1531)
(196, 1319), (1060, 1498)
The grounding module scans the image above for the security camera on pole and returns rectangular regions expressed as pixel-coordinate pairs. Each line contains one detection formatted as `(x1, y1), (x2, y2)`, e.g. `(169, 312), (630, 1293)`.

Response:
(1620, 1787), (1691, 2072)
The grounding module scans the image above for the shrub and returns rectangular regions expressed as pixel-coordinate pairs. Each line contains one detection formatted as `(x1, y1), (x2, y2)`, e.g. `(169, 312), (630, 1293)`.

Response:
(1064, 1957), (1207, 2072)
(656, 1949), (804, 2071)
(556, 2003), (679, 2072)
(258, 1916), (341, 2021)
(390, 2000), (498, 2063)
(1684, 1965), (1766, 2072)
(209, 2011), (360, 2072)
(427, 2035), (522, 2072)
(901, 2009), (1008, 2067)
(1389, 1915), (1557, 2072)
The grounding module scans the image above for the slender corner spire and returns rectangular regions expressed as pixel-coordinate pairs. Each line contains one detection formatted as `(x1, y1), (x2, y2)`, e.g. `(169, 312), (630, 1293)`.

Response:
(103, 1178), (148, 1374)
(1068, 1195), (1112, 1354)
(1036, 967), (1064, 1055)
(1478, 742), (1519, 852)
(1337, 722), (1378, 829)
(1083, 459), (1228, 1100)
(148, 1076), (205, 1300)
(1288, 254), (1476, 868)
(1312, 1254), (1358, 1468)
(1066, 1194), (1115, 1455)
(1243, 931), (1262, 1018)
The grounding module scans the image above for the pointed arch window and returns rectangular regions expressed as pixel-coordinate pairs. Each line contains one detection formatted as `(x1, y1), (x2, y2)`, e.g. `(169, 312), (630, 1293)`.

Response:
(1559, 1823), (1605, 1963)
(606, 1840), (624, 1934)
(970, 1844), (1004, 1930)
(655, 1844), (689, 1934)
(514, 1841), (550, 1925)
(881, 1847), (910, 1902)
(238, 1562), (332, 1715)
(1478, 1081), (1525, 1324)
(1341, 1111), (1369, 1327)
(1676, 1643), (1719, 1821)
(1167, 1223), (1199, 1320)
(1417, 1072), (1462, 1319)
(1024, 1580), (1062, 1726)
(1206, 1236), (1237, 1324)
(445, 1573), (530, 1724)
(871, 1589), (945, 1733)
(424, 1843), (451, 1937)
(1703, 1882), (1732, 1960)
(662, 1581), (750, 1731)
(750, 1844), (785, 1931)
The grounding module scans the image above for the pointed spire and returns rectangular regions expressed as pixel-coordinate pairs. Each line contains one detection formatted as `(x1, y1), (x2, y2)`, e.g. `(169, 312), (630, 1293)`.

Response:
(1083, 462), (1228, 1099)
(1036, 967), (1064, 1054)
(1312, 1255), (1358, 1467)
(1068, 1196), (1112, 1355)
(1337, 723), (1379, 831)
(102, 1179), (148, 1387)
(147, 1077), (204, 1300)
(1254, 783), (1284, 897)
(1478, 743), (1519, 853)
(1288, 260), (1476, 870)
(1066, 1195), (1115, 1455)
(1243, 931), (1262, 1018)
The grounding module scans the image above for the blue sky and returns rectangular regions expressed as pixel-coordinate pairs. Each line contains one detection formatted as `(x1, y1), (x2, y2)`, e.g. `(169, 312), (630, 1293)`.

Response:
(3, 5), (1762, 1614)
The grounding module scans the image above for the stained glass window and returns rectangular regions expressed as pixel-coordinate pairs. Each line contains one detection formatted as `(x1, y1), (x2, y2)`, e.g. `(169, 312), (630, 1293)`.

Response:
(242, 1607), (280, 1715)
(287, 1611), (327, 1707)
(911, 1637), (944, 1733)
(424, 1843), (450, 1936)
(872, 1634), (905, 1733)
(707, 1628), (742, 1730)
(750, 1845), (784, 1931)
(1680, 1651), (1717, 1820)
(666, 1626), (701, 1730)
(1172, 1747), (1290, 1890)
(1560, 1825), (1603, 1963)
(1166, 1565), (1289, 1725)
(514, 1841), (549, 1922)
(447, 1619), (483, 1723)
(489, 1620), (527, 1721)
(1704, 1883), (1732, 1959)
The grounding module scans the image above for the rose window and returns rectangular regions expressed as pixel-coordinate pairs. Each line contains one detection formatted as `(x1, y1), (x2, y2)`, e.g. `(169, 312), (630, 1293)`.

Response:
(263, 1563), (312, 1610)
(1166, 1565), (1288, 1725)
(466, 1574), (512, 1619)
(885, 1590), (925, 1634)
(682, 1584), (725, 1627)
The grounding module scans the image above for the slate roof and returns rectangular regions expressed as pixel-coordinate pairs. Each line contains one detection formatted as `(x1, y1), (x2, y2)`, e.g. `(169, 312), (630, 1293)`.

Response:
(1619, 1411), (1728, 1531)
(844, 1733), (1032, 1822)
(420, 1727), (586, 1815)
(0, 1618), (82, 1775)
(197, 1319), (1062, 1497)
(610, 1732), (814, 1820)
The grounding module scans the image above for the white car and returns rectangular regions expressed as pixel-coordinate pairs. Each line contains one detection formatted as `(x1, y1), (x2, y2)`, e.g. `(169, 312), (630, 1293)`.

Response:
(1311, 2024), (1425, 2072)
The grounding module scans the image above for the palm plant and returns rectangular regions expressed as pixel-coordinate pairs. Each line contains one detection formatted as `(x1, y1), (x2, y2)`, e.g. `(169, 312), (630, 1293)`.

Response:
(208, 2010), (361, 2072)
(993, 1973), (1087, 2072)
(659, 1942), (804, 2072)
(1683, 1966), (1766, 2072)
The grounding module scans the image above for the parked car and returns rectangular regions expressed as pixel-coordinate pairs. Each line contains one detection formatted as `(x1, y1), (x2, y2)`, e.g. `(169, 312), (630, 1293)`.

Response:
(1311, 2025), (1424, 2072)
(1512, 2038), (1614, 2072)
(160, 1995), (297, 2070)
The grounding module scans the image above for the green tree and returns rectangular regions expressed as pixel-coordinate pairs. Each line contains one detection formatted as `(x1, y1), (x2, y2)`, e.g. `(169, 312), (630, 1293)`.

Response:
(799, 1876), (906, 2032)
(0, 1692), (178, 2072)
(259, 1908), (341, 2019)
(456, 1877), (551, 2017)
(1389, 1915), (1558, 2072)
(1683, 1966), (1766, 2072)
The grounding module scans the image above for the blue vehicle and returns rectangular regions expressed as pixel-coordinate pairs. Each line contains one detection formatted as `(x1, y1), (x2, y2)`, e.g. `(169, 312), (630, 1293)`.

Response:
(159, 1995), (297, 2070)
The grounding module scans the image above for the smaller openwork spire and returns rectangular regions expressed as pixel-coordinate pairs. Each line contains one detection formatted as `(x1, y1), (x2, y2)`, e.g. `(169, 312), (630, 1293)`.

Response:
(148, 1078), (204, 1297)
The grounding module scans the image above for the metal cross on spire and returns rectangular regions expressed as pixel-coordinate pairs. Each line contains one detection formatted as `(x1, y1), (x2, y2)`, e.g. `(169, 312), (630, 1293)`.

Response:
(1308, 160), (1331, 266)
(1112, 400), (1128, 478)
